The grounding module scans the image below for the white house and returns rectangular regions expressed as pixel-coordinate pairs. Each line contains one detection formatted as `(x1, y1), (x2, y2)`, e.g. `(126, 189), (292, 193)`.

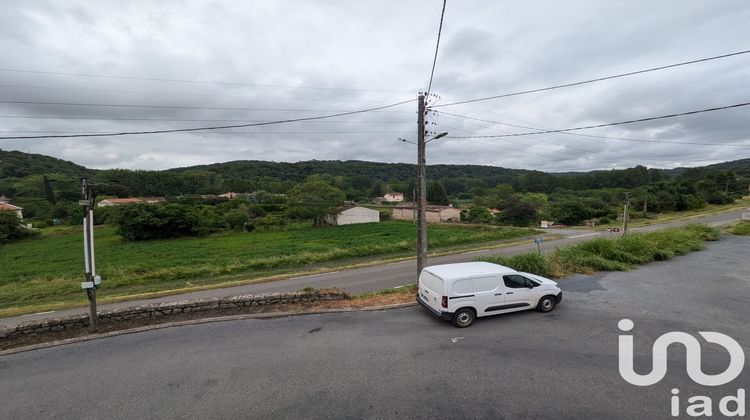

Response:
(383, 192), (404, 203)
(325, 206), (380, 226)
(0, 202), (23, 219)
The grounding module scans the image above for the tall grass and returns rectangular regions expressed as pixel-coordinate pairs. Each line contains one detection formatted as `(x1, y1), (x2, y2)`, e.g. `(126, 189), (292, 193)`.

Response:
(728, 221), (750, 236)
(478, 224), (719, 278)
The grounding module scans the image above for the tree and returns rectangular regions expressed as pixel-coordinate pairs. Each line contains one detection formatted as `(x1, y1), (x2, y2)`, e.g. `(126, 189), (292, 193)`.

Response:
(427, 181), (449, 205)
(0, 211), (38, 244)
(496, 196), (538, 226)
(549, 199), (592, 226)
(286, 180), (345, 226)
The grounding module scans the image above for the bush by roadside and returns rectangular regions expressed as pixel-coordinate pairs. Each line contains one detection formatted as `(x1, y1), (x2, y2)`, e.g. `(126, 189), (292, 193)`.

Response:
(727, 221), (750, 236)
(477, 224), (719, 278)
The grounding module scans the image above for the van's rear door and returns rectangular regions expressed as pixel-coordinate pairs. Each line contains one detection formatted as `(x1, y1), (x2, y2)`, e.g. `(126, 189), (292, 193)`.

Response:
(418, 270), (444, 313)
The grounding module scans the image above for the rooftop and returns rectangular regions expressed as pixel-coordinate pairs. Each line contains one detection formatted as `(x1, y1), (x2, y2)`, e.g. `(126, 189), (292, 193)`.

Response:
(424, 262), (516, 278)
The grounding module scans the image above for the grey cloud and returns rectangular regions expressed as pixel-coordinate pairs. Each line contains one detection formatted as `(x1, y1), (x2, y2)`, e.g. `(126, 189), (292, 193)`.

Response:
(0, 0), (748, 172)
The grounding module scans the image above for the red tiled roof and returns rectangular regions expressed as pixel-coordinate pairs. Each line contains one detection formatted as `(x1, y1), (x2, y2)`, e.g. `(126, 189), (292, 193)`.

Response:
(0, 202), (22, 211)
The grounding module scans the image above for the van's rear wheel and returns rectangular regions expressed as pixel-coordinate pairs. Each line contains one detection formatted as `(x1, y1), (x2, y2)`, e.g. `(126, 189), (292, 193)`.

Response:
(537, 296), (556, 313)
(452, 308), (476, 328)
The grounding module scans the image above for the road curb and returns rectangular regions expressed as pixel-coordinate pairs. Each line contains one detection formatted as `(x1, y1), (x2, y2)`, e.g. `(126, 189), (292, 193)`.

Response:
(0, 302), (417, 356)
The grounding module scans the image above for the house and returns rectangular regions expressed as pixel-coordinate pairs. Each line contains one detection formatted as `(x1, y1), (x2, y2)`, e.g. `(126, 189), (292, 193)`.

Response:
(97, 197), (165, 207)
(383, 192), (404, 203)
(0, 202), (23, 219)
(324, 206), (380, 226)
(219, 192), (239, 199)
(392, 202), (461, 223)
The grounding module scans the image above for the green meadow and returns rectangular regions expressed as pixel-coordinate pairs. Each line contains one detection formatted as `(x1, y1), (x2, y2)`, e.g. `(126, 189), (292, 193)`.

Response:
(0, 221), (537, 312)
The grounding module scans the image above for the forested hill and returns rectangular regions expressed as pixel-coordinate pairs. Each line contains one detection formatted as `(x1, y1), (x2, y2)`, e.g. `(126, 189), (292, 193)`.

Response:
(1, 150), (748, 199)
(0, 149), (93, 179)
(174, 160), (529, 184)
(705, 158), (750, 177)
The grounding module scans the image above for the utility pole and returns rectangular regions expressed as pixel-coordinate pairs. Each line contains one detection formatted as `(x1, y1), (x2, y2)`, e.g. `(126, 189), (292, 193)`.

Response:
(642, 194), (648, 218)
(80, 178), (100, 329)
(416, 93), (427, 280)
(622, 192), (630, 235)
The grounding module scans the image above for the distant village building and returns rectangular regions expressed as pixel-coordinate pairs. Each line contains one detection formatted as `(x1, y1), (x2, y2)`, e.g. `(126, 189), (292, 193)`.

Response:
(98, 197), (165, 207)
(325, 206), (380, 226)
(219, 192), (239, 199)
(0, 202), (23, 219)
(540, 220), (554, 228)
(392, 202), (461, 223)
(383, 192), (404, 203)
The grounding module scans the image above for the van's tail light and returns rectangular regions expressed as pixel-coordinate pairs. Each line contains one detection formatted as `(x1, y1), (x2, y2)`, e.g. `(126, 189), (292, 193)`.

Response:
(441, 296), (448, 308)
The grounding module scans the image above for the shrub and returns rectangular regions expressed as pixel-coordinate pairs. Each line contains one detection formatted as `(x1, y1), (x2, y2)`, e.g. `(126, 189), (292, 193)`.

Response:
(0, 211), (39, 244)
(112, 203), (223, 241)
(479, 252), (552, 277)
(729, 221), (750, 236)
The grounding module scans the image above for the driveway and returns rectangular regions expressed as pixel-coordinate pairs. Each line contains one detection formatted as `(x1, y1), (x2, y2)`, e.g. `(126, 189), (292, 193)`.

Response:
(1, 235), (748, 419)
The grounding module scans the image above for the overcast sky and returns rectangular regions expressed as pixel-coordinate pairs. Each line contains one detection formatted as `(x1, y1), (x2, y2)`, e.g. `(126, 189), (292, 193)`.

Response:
(0, 0), (748, 172)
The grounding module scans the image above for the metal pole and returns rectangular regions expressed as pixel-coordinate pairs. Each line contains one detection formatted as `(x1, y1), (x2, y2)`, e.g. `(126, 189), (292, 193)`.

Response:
(416, 94), (427, 279)
(622, 192), (630, 235)
(81, 178), (98, 329)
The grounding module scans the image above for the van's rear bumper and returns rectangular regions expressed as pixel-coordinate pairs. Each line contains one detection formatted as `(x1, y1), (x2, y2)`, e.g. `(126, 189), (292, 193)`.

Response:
(416, 294), (453, 320)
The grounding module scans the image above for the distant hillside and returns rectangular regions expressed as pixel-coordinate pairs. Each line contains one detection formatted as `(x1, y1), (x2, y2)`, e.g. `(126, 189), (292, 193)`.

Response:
(0, 149), (94, 179)
(705, 158), (750, 177)
(172, 160), (530, 184)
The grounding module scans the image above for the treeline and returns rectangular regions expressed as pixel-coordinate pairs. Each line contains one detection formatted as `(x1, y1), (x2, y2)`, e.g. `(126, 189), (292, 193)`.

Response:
(0, 150), (747, 229)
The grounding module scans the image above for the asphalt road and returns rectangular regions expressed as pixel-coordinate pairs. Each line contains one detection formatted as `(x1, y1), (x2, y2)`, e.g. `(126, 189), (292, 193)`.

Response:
(1, 235), (748, 419)
(1, 208), (746, 328)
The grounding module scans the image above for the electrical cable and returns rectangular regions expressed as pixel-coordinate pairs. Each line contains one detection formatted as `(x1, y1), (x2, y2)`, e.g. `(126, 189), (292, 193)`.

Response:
(0, 68), (409, 94)
(426, 0), (447, 96)
(0, 99), (415, 140)
(433, 49), (750, 107)
(446, 101), (750, 146)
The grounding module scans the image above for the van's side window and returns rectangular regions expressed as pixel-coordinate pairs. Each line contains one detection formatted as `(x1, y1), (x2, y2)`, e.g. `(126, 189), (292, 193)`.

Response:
(472, 276), (499, 292)
(503, 275), (528, 289)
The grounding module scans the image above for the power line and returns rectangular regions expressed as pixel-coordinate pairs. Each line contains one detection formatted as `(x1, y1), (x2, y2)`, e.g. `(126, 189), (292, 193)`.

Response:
(446, 101), (750, 146)
(0, 68), (409, 94)
(0, 83), (408, 103)
(437, 122), (584, 159)
(437, 113), (592, 153)
(0, 129), (411, 135)
(0, 99), (415, 140)
(434, 49), (750, 107)
(0, 99), (410, 113)
(437, 110), (750, 147)
(426, 0), (447, 96)
(0, 115), (412, 123)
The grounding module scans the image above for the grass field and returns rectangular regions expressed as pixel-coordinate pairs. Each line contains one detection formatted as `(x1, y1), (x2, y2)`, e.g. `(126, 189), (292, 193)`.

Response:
(478, 224), (720, 278)
(0, 221), (537, 312)
(595, 196), (750, 229)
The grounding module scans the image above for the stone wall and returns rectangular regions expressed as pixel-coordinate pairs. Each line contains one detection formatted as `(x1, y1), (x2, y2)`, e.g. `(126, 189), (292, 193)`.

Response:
(0, 289), (347, 342)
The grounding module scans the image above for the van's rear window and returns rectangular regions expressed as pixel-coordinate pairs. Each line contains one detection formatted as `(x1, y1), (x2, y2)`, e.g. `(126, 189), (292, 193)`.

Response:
(420, 271), (443, 294)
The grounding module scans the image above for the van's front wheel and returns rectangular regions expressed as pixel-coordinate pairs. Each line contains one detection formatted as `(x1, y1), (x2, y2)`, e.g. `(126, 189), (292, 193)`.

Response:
(537, 296), (556, 313)
(452, 308), (476, 328)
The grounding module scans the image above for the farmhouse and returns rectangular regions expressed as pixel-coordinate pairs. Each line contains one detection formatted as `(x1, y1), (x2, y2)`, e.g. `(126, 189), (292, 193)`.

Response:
(0, 202), (23, 219)
(98, 197), (166, 207)
(383, 192), (404, 202)
(392, 202), (461, 223)
(325, 206), (380, 226)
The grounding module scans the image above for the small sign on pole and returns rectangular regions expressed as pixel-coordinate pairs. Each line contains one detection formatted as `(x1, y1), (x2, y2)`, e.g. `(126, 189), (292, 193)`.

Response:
(533, 237), (543, 254)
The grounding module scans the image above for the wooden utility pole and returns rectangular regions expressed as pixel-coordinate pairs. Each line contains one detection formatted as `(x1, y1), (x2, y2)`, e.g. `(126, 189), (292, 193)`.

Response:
(80, 178), (99, 329)
(416, 94), (427, 279)
(622, 192), (630, 235)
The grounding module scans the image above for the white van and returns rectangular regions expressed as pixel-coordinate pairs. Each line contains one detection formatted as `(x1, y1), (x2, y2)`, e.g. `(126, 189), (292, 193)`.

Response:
(417, 262), (562, 327)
